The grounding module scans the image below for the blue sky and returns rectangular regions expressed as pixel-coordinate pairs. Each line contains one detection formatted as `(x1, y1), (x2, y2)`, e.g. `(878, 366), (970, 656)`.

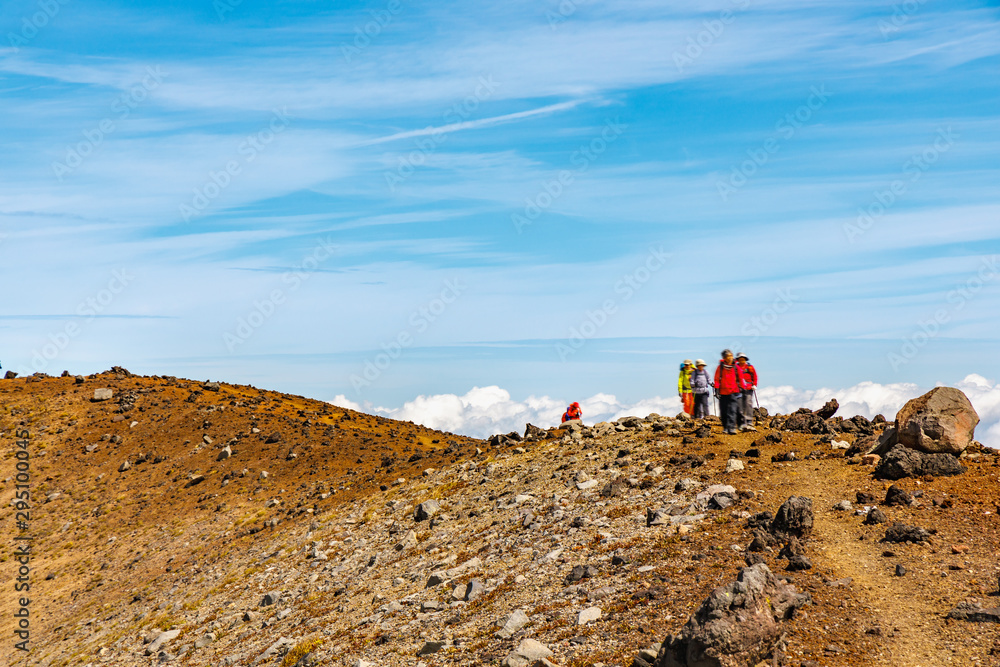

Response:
(2, 0), (1000, 434)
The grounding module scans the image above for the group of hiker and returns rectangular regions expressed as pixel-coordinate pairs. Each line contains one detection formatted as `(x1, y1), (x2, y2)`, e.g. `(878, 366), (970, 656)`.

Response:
(559, 350), (759, 436)
(679, 350), (758, 434)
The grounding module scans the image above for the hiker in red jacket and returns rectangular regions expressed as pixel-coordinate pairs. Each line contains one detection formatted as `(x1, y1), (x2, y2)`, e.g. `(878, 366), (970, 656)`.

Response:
(562, 402), (582, 423)
(736, 352), (758, 431)
(714, 349), (741, 434)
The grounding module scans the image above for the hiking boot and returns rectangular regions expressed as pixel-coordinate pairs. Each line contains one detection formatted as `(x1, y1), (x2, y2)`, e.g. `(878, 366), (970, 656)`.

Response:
(742, 426), (757, 432)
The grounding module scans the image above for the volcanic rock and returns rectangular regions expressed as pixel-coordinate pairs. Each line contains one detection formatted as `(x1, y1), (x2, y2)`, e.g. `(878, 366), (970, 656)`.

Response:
(815, 399), (839, 420)
(874, 445), (966, 480)
(654, 563), (811, 667)
(882, 523), (931, 544)
(770, 496), (813, 540)
(947, 601), (1000, 623)
(883, 484), (911, 506)
(864, 507), (887, 525)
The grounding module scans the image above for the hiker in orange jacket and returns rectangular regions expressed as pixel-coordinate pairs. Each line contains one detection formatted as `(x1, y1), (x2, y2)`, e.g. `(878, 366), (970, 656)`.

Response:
(714, 349), (741, 434)
(562, 402), (582, 423)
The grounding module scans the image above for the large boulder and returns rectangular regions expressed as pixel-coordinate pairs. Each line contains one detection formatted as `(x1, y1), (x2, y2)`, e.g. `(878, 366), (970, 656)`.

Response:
(655, 563), (810, 667)
(894, 387), (979, 455)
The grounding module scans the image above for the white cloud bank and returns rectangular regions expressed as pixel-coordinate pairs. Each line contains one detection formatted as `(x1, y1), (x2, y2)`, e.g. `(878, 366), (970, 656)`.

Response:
(331, 374), (1000, 447)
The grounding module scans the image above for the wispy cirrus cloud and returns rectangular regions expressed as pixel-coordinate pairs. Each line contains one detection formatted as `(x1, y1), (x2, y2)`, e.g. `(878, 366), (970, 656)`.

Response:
(1, 0), (997, 410)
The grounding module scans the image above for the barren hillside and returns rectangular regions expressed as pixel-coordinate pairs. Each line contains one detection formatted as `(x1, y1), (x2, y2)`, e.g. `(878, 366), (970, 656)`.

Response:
(1, 371), (998, 667)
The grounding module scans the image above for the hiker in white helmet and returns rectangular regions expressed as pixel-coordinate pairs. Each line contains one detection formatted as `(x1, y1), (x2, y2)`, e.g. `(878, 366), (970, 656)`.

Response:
(689, 359), (712, 419)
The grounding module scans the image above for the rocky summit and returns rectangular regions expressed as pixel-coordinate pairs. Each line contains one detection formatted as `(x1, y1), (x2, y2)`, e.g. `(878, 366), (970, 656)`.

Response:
(1, 372), (999, 667)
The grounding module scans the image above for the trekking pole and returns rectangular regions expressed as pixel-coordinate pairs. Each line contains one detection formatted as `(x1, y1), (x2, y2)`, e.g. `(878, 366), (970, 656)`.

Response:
(753, 390), (760, 409)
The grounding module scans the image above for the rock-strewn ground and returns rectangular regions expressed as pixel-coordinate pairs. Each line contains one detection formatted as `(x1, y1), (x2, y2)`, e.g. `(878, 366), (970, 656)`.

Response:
(1, 372), (999, 667)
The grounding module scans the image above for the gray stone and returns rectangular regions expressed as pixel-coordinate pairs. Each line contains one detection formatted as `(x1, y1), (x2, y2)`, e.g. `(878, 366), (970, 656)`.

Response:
(647, 508), (669, 527)
(185, 474), (206, 488)
(415, 499), (440, 522)
(395, 530), (417, 552)
(502, 655), (529, 667)
(217, 446), (232, 461)
(93, 388), (113, 401)
(254, 637), (294, 665)
(675, 478), (700, 492)
(670, 513), (707, 526)
(513, 638), (553, 661)
(260, 591), (280, 606)
(696, 484), (737, 511)
(577, 607), (602, 625)
(565, 564), (599, 584)
(464, 578), (485, 601)
(497, 609), (530, 638)
(145, 629), (180, 655)
(417, 641), (446, 656)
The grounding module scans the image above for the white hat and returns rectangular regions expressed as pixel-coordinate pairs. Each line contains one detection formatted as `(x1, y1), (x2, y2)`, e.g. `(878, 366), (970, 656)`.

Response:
(695, 359), (707, 366)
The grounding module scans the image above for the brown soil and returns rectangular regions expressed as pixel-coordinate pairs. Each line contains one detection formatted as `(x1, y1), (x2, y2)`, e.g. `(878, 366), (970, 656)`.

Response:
(0, 370), (480, 665)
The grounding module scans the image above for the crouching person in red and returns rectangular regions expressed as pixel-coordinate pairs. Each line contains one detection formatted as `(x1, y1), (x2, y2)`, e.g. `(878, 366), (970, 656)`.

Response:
(562, 402), (582, 423)
(714, 350), (741, 434)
